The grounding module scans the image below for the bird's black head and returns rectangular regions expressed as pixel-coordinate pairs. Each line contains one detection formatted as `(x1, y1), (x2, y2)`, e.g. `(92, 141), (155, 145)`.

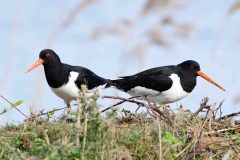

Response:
(177, 60), (225, 91)
(39, 49), (61, 67)
(178, 60), (200, 76)
(26, 49), (61, 72)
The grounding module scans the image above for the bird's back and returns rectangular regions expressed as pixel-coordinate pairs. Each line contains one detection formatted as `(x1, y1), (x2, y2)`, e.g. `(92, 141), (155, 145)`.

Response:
(111, 65), (178, 92)
(63, 64), (112, 90)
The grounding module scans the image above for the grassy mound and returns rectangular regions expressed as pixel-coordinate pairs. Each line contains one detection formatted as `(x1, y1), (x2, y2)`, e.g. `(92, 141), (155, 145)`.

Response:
(0, 93), (239, 160)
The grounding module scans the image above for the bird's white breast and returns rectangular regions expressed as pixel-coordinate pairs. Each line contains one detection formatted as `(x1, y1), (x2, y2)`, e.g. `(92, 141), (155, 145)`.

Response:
(50, 71), (107, 103)
(127, 74), (188, 104)
(51, 71), (80, 103)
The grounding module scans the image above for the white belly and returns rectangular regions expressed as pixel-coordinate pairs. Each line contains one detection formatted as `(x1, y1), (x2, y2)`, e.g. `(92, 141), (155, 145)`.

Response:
(51, 72), (80, 104)
(51, 85), (79, 104)
(50, 71), (107, 104)
(127, 74), (188, 104)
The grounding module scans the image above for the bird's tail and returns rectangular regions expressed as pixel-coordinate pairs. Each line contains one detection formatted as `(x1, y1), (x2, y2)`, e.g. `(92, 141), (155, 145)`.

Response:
(105, 79), (124, 90)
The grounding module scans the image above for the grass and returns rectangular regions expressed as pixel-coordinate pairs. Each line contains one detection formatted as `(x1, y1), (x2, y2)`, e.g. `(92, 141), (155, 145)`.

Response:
(0, 92), (239, 160)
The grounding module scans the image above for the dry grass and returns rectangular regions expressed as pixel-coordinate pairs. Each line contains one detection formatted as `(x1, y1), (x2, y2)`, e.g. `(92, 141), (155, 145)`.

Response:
(0, 93), (239, 160)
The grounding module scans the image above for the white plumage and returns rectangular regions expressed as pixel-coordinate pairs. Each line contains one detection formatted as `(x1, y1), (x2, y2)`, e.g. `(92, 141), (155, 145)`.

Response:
(51, 71), (80, 104)
(127, 74), (188, 104)
(51, 71), (107, 104)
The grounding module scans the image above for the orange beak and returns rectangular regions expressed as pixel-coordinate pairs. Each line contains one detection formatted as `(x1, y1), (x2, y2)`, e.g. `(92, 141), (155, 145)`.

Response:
(197, 71), (225, 91)
(26, 59), (44, 73)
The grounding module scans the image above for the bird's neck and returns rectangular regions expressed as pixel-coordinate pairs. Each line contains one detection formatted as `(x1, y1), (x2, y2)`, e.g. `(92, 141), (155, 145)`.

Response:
(43, 63), (69, 88)
(178, 70), (197, 93)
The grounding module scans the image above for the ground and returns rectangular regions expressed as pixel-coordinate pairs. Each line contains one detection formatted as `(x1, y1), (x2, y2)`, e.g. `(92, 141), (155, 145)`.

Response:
(0, 93), (239, 160)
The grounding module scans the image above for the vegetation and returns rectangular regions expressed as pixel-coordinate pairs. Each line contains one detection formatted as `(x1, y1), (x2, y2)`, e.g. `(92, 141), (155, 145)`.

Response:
(0, 91), (239, 160)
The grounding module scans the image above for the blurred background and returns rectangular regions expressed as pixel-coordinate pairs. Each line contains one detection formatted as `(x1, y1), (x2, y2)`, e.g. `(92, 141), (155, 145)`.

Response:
(0, 0), (239, 124)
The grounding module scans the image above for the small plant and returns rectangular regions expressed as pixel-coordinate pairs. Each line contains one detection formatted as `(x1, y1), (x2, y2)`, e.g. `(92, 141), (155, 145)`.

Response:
(0, 95), (25, 117)
(162, 131), (183, 145)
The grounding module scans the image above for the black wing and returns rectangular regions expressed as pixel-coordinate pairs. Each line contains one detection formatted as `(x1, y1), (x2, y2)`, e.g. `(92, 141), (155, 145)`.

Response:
(120, 65), (176, 78)
(112, 65), (177, 92)
(67, 64), (110, 90)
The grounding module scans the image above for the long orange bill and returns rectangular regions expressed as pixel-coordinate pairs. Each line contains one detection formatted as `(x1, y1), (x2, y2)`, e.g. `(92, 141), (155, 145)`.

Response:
(26, 59), (44, 73)
(197, 71), (225, 91)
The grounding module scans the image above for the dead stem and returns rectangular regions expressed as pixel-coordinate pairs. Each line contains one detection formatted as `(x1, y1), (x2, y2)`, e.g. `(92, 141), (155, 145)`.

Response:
(157, 117), (162, 160)
(190, 97), (210, 120)
(82, 113), (88, 159)
(218, 111), (240, 120)
(0, 95), (28, 118)
(203, 127), (240, 135)
(101, 96), (143, 113)
(102, 95), (173, 126)
(43, 129), (50, 145)
(76, 98), (82, 147)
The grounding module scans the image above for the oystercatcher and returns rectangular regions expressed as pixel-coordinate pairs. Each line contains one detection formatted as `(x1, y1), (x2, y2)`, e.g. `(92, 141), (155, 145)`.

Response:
(112, 60), (225, 104)
(27, 49), (111, 112)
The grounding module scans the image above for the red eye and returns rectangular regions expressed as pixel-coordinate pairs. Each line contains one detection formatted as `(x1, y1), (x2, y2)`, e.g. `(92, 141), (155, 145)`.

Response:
(46, 53), (50, 58)
(190, 64), (195, 68)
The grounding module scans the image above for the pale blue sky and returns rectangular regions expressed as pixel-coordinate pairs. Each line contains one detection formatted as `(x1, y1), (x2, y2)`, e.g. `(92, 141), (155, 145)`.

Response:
(0, 0), (239, 124)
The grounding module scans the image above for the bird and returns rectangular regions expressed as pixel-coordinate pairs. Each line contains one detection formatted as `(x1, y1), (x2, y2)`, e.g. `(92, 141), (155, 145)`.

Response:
(26, 49), (112, 113)
(112, 60), (225, 105)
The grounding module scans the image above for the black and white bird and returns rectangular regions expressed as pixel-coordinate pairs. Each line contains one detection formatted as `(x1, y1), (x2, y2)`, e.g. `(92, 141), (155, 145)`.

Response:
(112, 60), (225, 105)
(27, 49), (111, 112)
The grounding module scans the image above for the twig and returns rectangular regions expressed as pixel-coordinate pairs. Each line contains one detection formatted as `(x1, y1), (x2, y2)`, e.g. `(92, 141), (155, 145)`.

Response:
(122, 109), (136, 118)
(212, 99), (224, 119)
(185, 146), (201, 160)
(190, 97), (210, 120)
(145, 102), (173, 126)
(191, 143), (239, 155)
(38, 107), (67, 116)
(203, 127), (240, 135)
(43, 129), (50, 145)
(102, 95), (173, 126)
(102, 96), (171, 124)
(26, 106), (68, 121)
(176, 139), (196, 158)
(101, 96), (144, 113)
(82, 113), (88, 156)
(157, 117), (162, 160)
(218, 111), (240, 120)
(0, 95), (28, 118)
(76, 98), (82, 147)
(135, 106), (141, 113)
(186, 109), (210, 159)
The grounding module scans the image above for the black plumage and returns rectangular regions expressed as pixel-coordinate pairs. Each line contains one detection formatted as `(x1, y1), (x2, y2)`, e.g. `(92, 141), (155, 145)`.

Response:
(112, 61), (199, 93)
(112, 60), (225, 104)
(27, 49), (111, 112)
